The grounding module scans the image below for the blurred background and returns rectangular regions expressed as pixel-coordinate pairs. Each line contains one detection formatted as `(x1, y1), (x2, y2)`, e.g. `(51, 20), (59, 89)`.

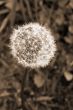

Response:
(0, 0), (73, 110)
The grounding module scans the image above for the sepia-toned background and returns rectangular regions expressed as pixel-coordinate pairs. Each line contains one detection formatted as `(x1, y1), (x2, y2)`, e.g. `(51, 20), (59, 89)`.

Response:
(0, 0), (73, 110)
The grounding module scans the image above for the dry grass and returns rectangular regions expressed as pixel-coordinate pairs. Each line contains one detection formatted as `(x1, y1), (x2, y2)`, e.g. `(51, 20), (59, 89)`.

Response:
(0, 0), (73, 110)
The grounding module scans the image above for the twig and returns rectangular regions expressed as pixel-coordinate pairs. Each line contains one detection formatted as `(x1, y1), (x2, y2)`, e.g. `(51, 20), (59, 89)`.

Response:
(0, 90), (11, 98)
(33, 96), (53, 102)
(0, 1), (5, 5)
(10, 0), (17, 26)
(19, 0), (26, 21)
(24, 0), (33, 20)
(21, 68), (31, 110)
(34, 0), (38, 20)
(0, 14), (10, 33)
(0, 9), (9, 15)
(0, 58), (9, 68)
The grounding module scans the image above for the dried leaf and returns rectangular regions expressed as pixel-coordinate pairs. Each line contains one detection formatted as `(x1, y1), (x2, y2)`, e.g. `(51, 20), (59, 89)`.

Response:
(64, 35), (73, 44)
(33, 73), (45, 88)
(68, 25), (73, 34)
(64, 71), (73, 81)
(69, 0), (73, 8)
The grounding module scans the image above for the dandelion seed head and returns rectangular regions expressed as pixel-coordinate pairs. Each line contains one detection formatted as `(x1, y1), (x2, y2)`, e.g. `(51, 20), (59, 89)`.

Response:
(10, 23), (56, 68)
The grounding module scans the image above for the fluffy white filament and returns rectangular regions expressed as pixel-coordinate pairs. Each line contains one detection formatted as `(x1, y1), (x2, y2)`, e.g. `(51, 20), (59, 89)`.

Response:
(10, 23), (56, 68)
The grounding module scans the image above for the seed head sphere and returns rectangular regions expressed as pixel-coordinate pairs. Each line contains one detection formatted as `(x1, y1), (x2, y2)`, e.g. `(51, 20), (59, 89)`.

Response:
(10, 23), (56, 68)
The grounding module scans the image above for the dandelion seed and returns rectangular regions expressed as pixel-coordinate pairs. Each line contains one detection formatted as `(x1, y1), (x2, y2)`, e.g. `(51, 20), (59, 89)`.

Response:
(10, 23), (56, 68)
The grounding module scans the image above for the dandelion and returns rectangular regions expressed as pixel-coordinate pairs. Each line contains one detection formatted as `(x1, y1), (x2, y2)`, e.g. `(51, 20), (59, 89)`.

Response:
(10, 23), (56, 68)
